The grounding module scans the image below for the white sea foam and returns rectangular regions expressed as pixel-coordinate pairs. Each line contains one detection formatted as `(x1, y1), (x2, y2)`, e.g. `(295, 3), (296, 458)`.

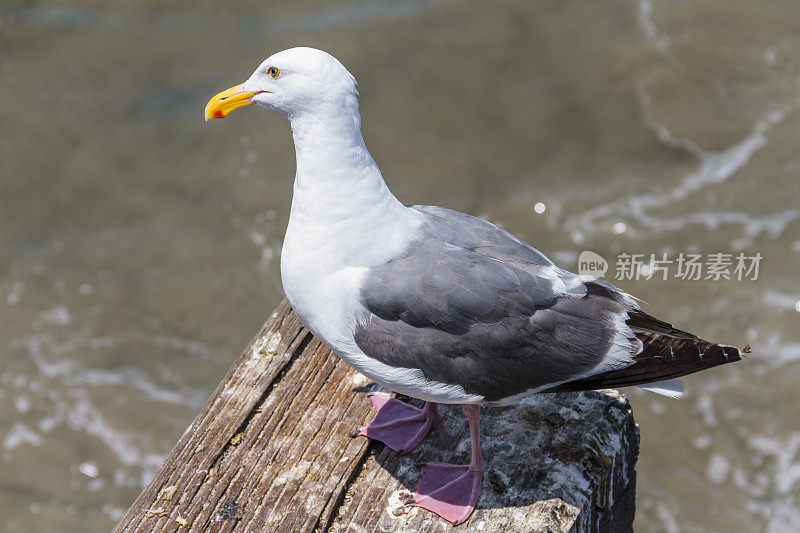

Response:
(761, 290), (800, 311)
(564, 87), (795, 243)
(706, 452), (730, 484)
(36, 305), (71, 326)
(237, 219), (281, 272)
(16, 329), (209, 405)
(764, 502), (800, 533)
(748, 433), (800, 494)
(637, 0), (670, 53)
(654, 501), (680, 533)
(750, 335), (800, 368)
(5, 281), (24, 305)
(3, 422), (42, 450)
(4, 322), (213, 491)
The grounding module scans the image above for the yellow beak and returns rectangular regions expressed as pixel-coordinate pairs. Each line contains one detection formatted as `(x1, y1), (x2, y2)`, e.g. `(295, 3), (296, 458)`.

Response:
(204, 83), (260, 121)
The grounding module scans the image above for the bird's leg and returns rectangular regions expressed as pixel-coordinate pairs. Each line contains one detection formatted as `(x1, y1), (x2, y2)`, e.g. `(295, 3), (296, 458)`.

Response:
(406, 404), (483, 525)
(350, 395), (439, 454)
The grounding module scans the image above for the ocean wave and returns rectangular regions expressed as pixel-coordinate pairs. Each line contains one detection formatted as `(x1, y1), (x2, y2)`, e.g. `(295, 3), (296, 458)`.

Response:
(561, 77), (795, 245)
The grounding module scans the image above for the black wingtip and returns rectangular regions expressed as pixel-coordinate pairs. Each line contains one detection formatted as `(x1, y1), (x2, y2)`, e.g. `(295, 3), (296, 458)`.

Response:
(546, 333), (744, 393)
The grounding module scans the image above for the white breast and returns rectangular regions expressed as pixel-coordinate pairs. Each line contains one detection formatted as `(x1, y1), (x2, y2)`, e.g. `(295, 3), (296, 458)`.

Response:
(280, 174), (413, 354)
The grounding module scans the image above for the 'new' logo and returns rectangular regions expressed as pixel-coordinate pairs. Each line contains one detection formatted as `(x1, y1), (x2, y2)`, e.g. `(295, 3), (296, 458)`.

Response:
(578, 251), (608, 281)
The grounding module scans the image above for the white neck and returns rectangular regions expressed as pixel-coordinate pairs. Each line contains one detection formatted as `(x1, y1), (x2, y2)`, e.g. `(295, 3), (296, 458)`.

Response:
(281, 103), (420, 270)
(289, 103), (391, 205)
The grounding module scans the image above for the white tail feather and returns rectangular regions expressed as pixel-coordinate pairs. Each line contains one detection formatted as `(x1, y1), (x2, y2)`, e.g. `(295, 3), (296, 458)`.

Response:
(637, 378), (684, 399)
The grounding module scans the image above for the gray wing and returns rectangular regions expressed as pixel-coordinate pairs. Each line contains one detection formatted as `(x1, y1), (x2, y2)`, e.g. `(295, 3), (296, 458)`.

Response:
(353, 205), (641, 403)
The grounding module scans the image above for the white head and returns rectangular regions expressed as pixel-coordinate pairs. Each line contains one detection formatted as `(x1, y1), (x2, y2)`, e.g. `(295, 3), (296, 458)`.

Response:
(205, 47), (359, 121)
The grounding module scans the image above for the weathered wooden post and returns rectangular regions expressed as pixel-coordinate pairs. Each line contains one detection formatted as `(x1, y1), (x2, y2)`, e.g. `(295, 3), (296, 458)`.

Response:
(113, 300), (639, 532)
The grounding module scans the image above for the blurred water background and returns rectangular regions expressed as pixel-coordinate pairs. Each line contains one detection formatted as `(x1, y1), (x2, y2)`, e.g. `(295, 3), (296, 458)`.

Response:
(2, 0), (800, 531)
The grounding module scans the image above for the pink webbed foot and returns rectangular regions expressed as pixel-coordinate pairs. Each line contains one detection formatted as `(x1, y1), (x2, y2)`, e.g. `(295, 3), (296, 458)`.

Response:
(407, 462), (482, 525)
(406, 403), (484, 525)
(351, 395), (439, 454)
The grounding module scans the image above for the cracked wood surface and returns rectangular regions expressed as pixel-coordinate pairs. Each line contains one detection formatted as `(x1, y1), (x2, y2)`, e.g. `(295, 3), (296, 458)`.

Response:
(114, 299), (639, 532)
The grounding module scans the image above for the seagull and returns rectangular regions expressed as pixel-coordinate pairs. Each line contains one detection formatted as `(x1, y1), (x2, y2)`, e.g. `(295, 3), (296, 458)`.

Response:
(205, 47), (745, 525)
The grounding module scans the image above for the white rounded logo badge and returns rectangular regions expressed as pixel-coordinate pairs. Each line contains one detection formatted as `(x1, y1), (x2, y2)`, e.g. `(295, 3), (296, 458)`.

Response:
(578, 250), (608, 281)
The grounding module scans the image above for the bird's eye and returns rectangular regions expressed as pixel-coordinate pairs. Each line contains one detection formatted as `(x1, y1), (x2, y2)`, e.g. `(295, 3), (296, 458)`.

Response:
(267, 66), (280, 78)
